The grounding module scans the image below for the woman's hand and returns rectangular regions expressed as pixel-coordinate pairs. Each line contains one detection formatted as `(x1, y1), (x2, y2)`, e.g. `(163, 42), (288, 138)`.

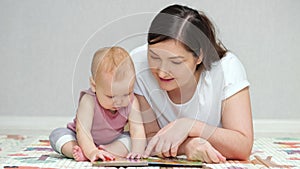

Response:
(184, 137), (226, 163)
(126, 152), (143, 159)
(144, 118), (193, 157)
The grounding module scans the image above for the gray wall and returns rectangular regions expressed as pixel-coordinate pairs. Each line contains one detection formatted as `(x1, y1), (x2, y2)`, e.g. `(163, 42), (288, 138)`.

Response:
(0, 0), (299, 119)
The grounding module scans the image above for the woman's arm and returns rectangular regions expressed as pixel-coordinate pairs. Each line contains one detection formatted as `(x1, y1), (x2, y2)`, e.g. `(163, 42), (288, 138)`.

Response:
(127, 95), (147, 158)
(211, 87), (253, 159)
(177, 137), (225, 163)
(187, 87), (253, 160)
(135, 94), (160, 141)
(137, 87), (253, 161)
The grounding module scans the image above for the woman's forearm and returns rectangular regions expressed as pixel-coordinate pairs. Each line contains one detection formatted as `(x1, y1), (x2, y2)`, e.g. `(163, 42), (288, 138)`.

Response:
(208, 127), (253, 160)
(185, 118), (253, 160)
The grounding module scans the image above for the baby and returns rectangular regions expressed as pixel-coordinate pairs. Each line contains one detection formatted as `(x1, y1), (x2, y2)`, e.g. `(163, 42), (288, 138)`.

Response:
(49, 47), (146, 162)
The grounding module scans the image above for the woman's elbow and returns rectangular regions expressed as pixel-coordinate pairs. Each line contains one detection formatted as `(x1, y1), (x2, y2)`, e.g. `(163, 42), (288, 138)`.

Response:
(237, 148), (252, 160)
(231, 140), (253, 160)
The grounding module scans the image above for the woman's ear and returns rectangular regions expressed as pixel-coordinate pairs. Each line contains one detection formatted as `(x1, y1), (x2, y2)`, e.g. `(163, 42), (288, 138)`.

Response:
(196, 49), (203, 65)
(90, 77), (96, 92)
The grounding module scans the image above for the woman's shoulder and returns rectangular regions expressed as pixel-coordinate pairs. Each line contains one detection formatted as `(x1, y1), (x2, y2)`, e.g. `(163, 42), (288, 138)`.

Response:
(130, 43), (147, 56)
(221, 52), (240, 63)
(220, 52), (250, 98)
(130, 44), (150, 74)
(130, 43), (148, 63)
(220, 52), (247, 74)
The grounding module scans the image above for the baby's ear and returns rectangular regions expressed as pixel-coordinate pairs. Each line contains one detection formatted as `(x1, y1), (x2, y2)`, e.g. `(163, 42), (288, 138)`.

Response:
(90, 77), (96, 92)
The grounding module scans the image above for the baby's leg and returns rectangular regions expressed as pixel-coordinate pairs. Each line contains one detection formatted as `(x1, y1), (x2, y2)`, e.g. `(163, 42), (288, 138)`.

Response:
(50, 128), (87, 161)
(72, 144), (89, 161)
(61, 140), (77, 158)
(99, 133), (131, 157)
(99, 141), (129, 157)
(60, 140), (89, 161)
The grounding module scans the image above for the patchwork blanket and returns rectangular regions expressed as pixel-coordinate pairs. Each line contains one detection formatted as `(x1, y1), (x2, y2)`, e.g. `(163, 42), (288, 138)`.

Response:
(0, 135), (299, 168)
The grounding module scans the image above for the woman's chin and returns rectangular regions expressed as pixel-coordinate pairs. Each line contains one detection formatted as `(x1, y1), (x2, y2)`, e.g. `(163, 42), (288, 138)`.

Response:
(158, 83), (177, 91)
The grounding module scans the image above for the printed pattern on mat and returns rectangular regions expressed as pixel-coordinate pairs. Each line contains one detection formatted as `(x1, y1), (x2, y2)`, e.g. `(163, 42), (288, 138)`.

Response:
(0, 135), (300, 168)
(249, 137), (300, 168)
(0, 135), (92, 168)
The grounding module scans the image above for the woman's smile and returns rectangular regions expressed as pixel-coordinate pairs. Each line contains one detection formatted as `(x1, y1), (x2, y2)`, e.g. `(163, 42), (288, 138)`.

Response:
(159, 77), (175, 82)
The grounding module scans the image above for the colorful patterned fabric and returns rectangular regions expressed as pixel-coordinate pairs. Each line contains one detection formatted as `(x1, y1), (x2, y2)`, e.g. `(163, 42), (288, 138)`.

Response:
(0, 135), (299, 168)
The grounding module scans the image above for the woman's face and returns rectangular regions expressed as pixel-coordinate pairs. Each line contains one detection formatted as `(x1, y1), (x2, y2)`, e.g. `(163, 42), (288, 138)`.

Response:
(148, 40), (202, 91)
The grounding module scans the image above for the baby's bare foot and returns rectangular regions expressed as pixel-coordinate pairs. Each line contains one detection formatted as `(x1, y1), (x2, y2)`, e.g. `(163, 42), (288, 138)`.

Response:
(72, 145), (88, 162)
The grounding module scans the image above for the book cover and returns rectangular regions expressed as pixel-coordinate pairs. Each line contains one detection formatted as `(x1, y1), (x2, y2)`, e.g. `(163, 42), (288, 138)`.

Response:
(147, 157), (203, 167)
(92, 158), (148, 167)
(92, 157), (203, 167)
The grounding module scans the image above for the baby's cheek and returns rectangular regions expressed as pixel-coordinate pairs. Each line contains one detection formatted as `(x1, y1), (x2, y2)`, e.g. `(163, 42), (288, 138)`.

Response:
(99, 98), (112, 108)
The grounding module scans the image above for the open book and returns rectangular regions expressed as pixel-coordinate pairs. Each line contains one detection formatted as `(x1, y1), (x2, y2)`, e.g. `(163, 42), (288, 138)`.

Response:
(92, 156), (203, 167)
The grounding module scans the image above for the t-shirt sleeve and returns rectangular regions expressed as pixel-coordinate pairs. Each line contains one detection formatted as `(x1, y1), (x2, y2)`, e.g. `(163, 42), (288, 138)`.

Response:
(133, 79), (144, 96)
(130, 44), (148, 96)
(222, 53), (250, 100)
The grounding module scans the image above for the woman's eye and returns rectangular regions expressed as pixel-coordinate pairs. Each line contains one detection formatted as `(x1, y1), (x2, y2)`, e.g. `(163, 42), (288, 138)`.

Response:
(150, 55), (160, 60)
(171, 61), (182, 64)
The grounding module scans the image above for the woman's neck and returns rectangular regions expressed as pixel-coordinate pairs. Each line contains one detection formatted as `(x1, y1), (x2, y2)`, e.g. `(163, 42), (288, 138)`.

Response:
(167, 66), (203, 104)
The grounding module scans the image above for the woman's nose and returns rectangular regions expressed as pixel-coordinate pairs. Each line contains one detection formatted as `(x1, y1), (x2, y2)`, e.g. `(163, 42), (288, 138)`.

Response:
(157, 69), (169, 78)
(157, 62), (170, 77)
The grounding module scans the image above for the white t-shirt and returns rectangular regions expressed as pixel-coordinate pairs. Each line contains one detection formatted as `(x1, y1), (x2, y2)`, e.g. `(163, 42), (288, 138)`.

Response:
(130, 44), (249, 128)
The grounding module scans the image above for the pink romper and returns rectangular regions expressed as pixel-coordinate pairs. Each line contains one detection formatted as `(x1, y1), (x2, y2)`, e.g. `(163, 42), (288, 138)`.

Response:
(67, 89), (131, 146)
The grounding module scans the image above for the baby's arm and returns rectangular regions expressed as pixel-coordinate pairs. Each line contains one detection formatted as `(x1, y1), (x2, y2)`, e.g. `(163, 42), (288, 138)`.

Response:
(76, 94), (114, 162)
(127, 96), (147, 159)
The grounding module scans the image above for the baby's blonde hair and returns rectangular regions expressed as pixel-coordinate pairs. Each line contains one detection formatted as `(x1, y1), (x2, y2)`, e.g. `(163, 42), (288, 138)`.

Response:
(91, 46), (135, 83)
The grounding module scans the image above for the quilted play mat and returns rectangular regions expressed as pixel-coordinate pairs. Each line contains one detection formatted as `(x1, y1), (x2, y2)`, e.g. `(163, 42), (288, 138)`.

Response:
(0, 135), (299, 168)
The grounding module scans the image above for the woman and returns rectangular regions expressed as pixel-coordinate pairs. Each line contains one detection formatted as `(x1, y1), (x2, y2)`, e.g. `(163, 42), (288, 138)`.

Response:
(131, 4), (253, 163)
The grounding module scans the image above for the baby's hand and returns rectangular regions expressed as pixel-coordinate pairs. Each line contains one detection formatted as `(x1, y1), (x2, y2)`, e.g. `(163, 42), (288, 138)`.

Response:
(126, 152), (143, 159)
(89, 149), (115, 162)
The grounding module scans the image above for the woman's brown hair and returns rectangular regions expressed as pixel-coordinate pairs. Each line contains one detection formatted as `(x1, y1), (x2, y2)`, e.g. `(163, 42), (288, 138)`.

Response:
(148, 4), (227, 70)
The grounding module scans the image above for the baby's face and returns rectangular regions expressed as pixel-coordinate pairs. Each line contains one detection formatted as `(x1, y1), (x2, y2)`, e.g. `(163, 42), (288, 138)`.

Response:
(94, 72), (135, 112)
